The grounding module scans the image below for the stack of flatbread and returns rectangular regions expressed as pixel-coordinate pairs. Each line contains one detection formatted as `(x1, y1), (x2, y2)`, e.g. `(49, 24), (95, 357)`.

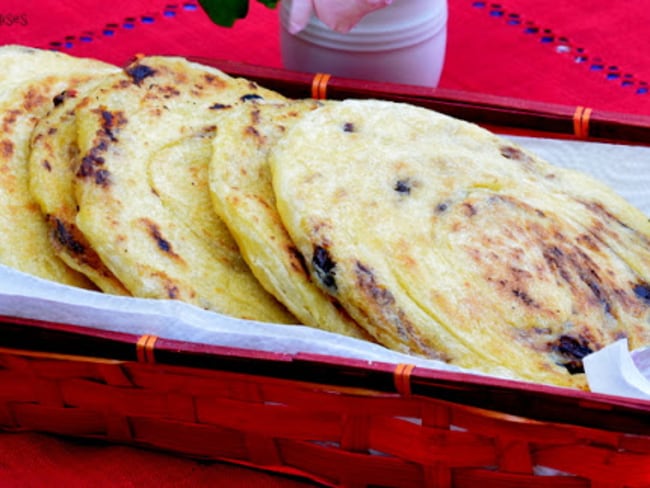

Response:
(3, 45), (650, 389)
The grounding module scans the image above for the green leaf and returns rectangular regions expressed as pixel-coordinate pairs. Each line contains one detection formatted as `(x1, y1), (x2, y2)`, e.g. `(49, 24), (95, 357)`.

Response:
(197, 0), (279, 27)
(198, 0), (249, 27)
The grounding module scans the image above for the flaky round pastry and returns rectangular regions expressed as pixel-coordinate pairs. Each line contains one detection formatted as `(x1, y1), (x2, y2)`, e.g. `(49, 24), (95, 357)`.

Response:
(209, 100), (372, 339)
(73, 55), (296, 323)
(0, 46), (117, 287)
(269, 99), (650, 388)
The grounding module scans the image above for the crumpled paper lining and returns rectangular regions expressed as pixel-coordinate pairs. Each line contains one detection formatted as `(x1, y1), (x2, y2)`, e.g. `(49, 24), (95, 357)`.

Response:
(0, 264), (460, 372)
(1, 136), (649, 400)
(584, 340), (650, 400)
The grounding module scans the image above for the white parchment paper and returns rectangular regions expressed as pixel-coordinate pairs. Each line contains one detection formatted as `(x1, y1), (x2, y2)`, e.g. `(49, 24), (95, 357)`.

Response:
(1, 136), (649, 398)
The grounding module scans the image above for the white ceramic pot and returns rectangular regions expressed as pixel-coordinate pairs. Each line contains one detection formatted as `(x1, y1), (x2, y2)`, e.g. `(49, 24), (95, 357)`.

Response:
(279, 0), (448, 87)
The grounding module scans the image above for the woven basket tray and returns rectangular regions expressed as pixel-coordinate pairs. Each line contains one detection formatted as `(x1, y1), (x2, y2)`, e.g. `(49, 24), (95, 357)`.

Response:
(3, 61), (650, 487)
(2, 315), (650, 487)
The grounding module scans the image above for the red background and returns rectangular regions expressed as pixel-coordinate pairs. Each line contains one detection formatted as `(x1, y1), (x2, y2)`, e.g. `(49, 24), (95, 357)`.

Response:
(2, 0), (650, 115)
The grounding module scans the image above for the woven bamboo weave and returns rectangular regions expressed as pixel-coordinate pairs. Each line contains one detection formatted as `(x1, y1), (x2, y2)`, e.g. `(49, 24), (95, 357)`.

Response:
(2, 344), (650, 488)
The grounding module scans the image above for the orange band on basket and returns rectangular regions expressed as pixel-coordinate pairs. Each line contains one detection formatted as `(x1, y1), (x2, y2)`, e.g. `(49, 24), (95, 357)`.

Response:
(136, 334), (158, 364)
(573, 106), (592, 139)
(573, 106), (584, 138)
(311, 73), (331, 100)
(393, 363), (415, 396)
(582, 107), (592, 138)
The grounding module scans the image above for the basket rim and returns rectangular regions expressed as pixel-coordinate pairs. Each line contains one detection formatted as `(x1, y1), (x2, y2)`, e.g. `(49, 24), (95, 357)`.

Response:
(2, 313), (650, 436)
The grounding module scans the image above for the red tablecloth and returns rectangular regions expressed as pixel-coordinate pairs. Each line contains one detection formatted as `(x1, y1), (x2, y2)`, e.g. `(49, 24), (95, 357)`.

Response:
(2, 0), (650, 115)
(2, 1), (649, 486)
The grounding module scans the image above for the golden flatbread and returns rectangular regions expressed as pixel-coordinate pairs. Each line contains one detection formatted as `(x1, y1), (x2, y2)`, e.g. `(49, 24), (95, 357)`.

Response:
(0, 46), (116, 286)
(73, 55), (297, 323)
(28, 79), (129, 295)
(269, 99), (650, 388)
(209, 100), (372, 339)
(0, 45), (80, 88)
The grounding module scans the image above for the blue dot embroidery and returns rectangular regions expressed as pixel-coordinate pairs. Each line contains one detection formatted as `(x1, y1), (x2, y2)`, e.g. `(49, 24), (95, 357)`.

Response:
(101, 24), (117, 36)
(475, 4), (649, 95)
(506, 14), (520, 25)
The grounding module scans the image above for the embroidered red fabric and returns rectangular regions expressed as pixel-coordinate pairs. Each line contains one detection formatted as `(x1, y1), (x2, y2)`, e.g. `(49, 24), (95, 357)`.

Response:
(1, 0), (649, 114)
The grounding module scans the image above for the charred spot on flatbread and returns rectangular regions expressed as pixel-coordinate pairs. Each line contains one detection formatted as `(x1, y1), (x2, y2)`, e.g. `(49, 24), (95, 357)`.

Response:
(634, 283), (650, 304)
(126, 64), (157, 85)
(312, 245), (337, 292)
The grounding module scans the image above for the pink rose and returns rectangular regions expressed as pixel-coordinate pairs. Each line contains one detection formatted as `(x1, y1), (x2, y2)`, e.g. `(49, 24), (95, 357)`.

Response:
(287, 0), (393, 34)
